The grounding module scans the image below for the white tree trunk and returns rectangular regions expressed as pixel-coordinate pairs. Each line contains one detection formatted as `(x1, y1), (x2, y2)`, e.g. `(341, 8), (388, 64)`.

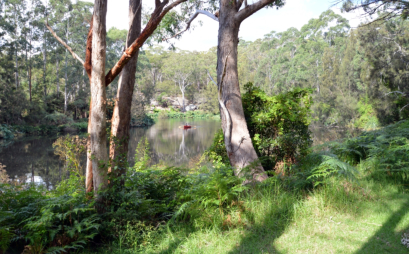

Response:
(56, 57), (59, 96)
(64, 50), (68, 113)
(90, 0), (108, 194)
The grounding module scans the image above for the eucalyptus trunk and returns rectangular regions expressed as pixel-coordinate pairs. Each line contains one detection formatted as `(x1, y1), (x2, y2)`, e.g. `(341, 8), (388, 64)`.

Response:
(43, 28), (47, 100)
(109, 0), (141, 178)
(90, 0), (108, 194)
(14, 45), (19, 89)
(217, 1), (267, 182)
(56, 57), (59, 96)
(64, 50), (68, 113)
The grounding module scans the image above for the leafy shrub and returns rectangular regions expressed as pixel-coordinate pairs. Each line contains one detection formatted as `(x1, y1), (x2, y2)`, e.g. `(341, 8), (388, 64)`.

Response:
(173, 166), (248, 229)
(0, 124), (14, 139)
(355, 98), (380, 130)
(242, 83), (313, 172)
(44, 111), (73, 125)
(291, 152), (358, 189)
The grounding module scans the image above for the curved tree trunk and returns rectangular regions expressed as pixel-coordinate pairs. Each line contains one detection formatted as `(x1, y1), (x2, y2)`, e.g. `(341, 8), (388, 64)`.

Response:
(109, 0), (141, 179)
(217, 2), (267, 182)
(90, 0), (108, 194)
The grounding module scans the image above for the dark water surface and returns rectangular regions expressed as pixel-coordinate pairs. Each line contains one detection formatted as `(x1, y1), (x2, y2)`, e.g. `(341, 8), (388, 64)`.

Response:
(0, 119), (220, 187)
(0, 120), (361, 188)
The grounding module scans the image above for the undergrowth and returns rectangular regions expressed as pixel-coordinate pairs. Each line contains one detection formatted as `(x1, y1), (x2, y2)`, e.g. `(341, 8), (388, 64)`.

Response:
(2, 120), (409, 253)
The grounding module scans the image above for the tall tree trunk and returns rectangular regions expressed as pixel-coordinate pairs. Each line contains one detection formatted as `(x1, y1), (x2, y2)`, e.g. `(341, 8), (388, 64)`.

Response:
(56, 56), (59, 97)
(217, 3), (267, 182)
(64, 18), (69, 114)
(90, 0), (108, 194)
(28, 66), (32, 102)
(182, 90), (185, 112)
(43, 27), (47, 101)
(26, 42), (32, 102)
(15, 45), (19, 89)
(64, 49), (68, 113)
(85, 18), (94, 194)
(109, 0), (141, 179)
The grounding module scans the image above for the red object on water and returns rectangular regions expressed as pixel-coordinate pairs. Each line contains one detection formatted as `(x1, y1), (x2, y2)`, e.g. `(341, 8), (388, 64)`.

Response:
(183, 125), (191, 129)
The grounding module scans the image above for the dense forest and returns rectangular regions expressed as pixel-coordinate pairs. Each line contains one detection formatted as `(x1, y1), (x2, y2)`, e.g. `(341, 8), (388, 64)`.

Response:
(1, 1), (408, 129)
(2, 0), (409, 253)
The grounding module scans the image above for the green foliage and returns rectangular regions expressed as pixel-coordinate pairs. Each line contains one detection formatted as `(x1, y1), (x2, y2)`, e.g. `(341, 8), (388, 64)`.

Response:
(203, 129), (230, 168)
(173, 166), (248, 229)
(329, 120), (409, 179)
(133, 137), (151, 172)
(0, 124), (15, 139)
(45, 111), (73, 125)
(23, 193), (100, 254)
(149, 109), (219, 120)
(53, 135), (87, 192)
(293, 152), (358, 188)
(0, 134), (98, 253)
(355, 98), (380, 130)
(242, 82), (313, 171)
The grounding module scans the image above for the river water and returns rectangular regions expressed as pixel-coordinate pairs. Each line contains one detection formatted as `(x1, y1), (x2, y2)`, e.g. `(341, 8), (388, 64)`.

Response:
(0, 119), (359, 188)
(0, 119), (220, 188)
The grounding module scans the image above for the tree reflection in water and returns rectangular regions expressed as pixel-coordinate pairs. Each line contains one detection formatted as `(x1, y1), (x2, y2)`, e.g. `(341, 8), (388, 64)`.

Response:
(1, 119), (220, 188)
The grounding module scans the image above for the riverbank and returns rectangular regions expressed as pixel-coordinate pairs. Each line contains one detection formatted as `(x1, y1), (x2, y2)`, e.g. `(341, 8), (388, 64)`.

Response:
(148, 108), (220, 120)
(1, 120), (409, 253)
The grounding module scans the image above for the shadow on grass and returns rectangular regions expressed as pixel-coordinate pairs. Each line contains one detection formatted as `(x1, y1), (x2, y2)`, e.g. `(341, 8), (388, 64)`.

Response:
(355, 198), (409, 254)
(227, 188), (300, 254)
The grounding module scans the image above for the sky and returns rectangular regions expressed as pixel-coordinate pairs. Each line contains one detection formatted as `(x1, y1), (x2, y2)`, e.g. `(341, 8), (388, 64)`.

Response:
(81, 0), (369, 52)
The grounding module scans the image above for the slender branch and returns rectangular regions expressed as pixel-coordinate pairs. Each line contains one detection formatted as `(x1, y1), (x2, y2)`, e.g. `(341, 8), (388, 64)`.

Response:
(401, 103), (409, 112)
(206, 69), (217, 86)
(385, 91), (407, 97)
(163, 10), (218, 41)
(45, 20), (84, 65)
(235, 0), (278, 22)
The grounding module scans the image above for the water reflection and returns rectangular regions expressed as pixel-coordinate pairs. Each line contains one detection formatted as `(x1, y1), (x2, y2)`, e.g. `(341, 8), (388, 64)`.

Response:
(1, 119), (221, 188)
(0, 137), (61, 189)
(0, 120), (360, 188)
(128, 119), (220, 167)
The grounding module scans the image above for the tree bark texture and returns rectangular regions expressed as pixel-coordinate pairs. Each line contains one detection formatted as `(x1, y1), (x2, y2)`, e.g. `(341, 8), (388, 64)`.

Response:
(109, 0), (141, 178)
(56, 57), (59, 97)
(43, 26), (47, 99)
(85, 17), (94, 194)
(217, 1), (267, 182)
(15, 46), (19, 89)
(90, 0), (108, 194)
(64, 49), (68, 113)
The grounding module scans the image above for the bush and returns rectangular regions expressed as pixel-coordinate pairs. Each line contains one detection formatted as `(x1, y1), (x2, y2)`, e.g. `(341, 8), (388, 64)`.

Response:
(0, 124), (14, 139)
(242, 83), (313, 172)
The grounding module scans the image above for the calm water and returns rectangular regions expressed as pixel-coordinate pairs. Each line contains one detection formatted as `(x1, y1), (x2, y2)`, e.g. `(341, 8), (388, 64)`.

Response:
(0, 119), (220, 187)
(0, 120), (360, 187)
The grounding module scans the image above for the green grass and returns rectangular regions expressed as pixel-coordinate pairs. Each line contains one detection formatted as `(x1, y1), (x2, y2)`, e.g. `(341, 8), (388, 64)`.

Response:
(86, 175), (409, 254)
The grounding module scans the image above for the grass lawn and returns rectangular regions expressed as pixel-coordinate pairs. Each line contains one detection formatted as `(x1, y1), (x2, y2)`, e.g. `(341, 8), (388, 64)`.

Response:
(92, 176), (409, 254)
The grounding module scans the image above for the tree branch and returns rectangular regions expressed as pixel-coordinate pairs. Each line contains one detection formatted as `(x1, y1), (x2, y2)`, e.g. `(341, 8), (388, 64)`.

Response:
(45, 20), (85, 65)
(401, 103), (409, 112)
(104, 0), (187, 86)
(163, 10), (218, 41)
(235, 0), (278, 22)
